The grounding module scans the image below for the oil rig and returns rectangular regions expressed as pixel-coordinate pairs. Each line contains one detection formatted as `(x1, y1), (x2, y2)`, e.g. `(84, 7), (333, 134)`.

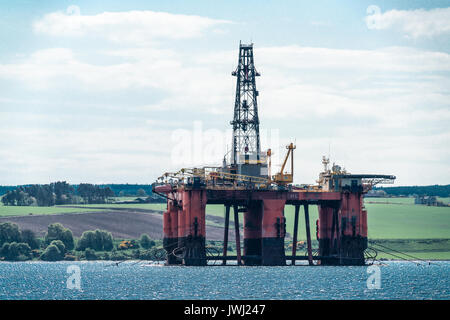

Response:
(153, 42), (395, 266)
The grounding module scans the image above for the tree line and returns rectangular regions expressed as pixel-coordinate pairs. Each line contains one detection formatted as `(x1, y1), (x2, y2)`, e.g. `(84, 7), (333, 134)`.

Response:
(1, 181), (115, 206)
(375, 184), (450, 197)
(1, 184), (154, 197)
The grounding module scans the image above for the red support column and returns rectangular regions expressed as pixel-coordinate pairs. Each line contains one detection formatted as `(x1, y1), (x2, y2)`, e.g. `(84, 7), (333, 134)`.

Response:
(318, 205), (333, 265)
(291, 205), (300, 266)
(304, 204), (314, 266)
(163, 199), (180, 265)
(361, 209), (368, 238)
(243, 201), (262, 265)
(222, 205), (230, 265)
(163, 199), (171, 261)
(233, 205), (242, 266)
(177, 192), (185, 250)
(261, 199), (286, 266)
(338, 191), (366, 265)
(182, 190), (207, 266)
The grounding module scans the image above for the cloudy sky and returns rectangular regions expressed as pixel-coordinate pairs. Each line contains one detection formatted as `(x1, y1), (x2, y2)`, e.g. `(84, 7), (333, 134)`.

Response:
(0, 0), (449, 186)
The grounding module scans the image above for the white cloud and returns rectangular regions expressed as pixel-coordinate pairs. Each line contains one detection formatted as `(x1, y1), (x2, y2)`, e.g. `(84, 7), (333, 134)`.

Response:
(366, 6), (450, 38)
(257, 45), (450, 72)
(0, 126), (176, 184)
(33, 8), (232, 45)
(1, 44), (448, 126)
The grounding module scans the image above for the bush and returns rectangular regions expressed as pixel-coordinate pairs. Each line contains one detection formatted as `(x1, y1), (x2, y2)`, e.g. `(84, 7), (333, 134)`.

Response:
(77, 229), (114, 251)
(0, 243), (10, 258)
(17, 242), (31, 258)
(84, 248), (97, 260)
(137, 188), (147, 197)
(8, 242), (20, 259)
(139, 234), (155, 249)
(0, 222), (22, 246)
(76, 230), (95, 251)
(63, 254), (76, 261)
(118, 240), (139, 250)
(61, 229), (74, 250)
(118, 241), (129, 250)
(40, 244), (64, 261)
(132, 249), (141, 259)
(93, 230), (103, 251)
(140, 247), (166, 260)
(103, 232), (114, 251)
(110, 251), (127, 261)
(20, 229), (40, 249)
(139, 249), (155, 260)
(0, 242), (32, 261)
(31, 249), (41, 258)
(45, 223), (74, 250)
(130, 239), (139, 248)
(50, 240), (65, 255)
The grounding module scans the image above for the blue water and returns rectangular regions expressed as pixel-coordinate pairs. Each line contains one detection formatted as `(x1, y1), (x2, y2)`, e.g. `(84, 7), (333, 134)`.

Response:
(0, 261), (448, 300)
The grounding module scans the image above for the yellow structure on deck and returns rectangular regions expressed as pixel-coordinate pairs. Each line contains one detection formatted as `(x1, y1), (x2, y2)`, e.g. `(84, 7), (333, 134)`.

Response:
(272, 143), (296, 185)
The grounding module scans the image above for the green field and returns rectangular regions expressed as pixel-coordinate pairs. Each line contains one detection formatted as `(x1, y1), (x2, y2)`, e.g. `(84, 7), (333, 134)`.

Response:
(364, 197), (415, 205)
(58, 203), (167, 211)
(205, 199), (450, 240)
(364, 203), (450, 239)
(366, 196), (450, 205)
(0, 202), (103, 217)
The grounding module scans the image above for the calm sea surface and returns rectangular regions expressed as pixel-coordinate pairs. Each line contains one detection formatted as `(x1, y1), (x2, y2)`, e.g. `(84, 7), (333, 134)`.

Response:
(0, 261), (448, 300)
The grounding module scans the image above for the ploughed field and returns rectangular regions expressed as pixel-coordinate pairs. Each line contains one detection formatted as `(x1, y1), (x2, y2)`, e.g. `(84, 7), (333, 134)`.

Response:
(0, 202), (234, 241)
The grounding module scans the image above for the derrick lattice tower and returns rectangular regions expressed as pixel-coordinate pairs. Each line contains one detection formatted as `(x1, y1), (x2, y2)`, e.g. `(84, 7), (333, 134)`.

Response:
(231, 42), (261, 165)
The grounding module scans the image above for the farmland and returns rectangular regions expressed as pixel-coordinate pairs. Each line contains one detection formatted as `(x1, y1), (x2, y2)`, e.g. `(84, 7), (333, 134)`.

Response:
(1, 196), (449, 260)
(0, 203), (103, 217)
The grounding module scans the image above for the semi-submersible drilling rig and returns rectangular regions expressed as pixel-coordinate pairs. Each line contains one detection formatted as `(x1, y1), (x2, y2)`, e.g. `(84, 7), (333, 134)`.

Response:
(153, 42), (395, 266)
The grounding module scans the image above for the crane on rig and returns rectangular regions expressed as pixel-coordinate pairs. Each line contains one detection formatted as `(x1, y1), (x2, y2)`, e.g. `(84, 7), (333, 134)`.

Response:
(272, 143), (296, 185)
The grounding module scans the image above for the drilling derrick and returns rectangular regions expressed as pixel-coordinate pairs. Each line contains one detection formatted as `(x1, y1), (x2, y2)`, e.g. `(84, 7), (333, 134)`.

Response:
(230, 43), (266, 178)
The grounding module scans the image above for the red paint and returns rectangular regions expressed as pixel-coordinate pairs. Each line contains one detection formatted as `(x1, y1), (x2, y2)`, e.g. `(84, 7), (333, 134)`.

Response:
(163, 207), (170, 239)
(361, 209), (368, 238)
(244, 202), (262, 240)
(338, 192), (364, 237)
(181, 190), (207, 237)
(318, 205), (333, 240)
(261, 199), (286, 238)
(168, 200), (178, 239)
(177, 193), (185, 239)
(154, 184), (173, 193)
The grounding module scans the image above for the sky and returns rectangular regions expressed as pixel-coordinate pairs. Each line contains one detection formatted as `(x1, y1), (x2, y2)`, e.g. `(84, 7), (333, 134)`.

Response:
(0, 0), (449, 186)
